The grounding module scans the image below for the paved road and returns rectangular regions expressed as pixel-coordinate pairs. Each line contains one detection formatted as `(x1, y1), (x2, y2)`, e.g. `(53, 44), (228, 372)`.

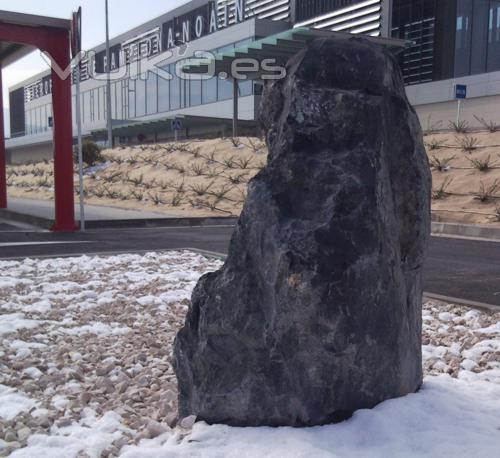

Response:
(0, 226), (498, 306)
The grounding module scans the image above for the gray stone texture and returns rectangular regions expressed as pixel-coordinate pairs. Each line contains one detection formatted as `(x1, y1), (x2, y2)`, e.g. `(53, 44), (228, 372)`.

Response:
(174, 37), (432, 427)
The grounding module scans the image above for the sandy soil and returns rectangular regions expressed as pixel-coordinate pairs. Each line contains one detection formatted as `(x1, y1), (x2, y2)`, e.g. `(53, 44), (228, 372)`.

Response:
(425, 130), (500, 226)
(6, 131), (500, 225)
(6, 138), (267, 218)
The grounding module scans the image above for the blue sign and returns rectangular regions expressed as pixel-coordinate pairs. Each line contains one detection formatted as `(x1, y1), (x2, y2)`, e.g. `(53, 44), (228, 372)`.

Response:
(455, 84), (467, 99)
(171, 119), (183, 131)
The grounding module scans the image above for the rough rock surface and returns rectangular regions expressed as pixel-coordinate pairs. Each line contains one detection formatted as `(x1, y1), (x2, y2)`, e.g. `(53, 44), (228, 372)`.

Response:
(174, 37), (432, 427)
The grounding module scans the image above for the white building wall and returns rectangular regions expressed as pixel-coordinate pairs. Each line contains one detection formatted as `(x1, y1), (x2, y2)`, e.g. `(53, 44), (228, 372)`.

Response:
(406, 70), (500, 129)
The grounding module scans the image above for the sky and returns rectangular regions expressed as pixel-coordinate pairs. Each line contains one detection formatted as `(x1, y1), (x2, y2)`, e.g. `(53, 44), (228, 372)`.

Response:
(1, 0), (191, 135)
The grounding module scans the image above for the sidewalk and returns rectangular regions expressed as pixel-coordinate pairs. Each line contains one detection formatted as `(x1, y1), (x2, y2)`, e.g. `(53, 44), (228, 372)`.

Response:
(6, 197), (174, 221)
(0, 197), (238, 230)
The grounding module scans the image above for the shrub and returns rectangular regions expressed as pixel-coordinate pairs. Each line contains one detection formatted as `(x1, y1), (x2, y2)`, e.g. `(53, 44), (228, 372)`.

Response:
(432, 177), (453, 200)
(466, 155), (498, 172)
(430, 155), (455, 172)
(449, 120), (469, 134)
(79, 141), (103, 166)
(474, 115), (500, 133)
(457, 135), (479, 152)
(474, 180), (500, 203)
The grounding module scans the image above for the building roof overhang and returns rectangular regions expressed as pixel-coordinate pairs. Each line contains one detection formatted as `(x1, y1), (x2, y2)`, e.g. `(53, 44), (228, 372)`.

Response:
(0, 10), (71, 67)
(91, 115), (256, 138)
(182, 27), (409, 80)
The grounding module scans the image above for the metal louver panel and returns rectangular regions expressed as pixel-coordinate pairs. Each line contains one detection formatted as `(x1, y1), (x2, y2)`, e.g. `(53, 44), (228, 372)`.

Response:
(217, 0), (291, 25)
(294, 0), (382, 37)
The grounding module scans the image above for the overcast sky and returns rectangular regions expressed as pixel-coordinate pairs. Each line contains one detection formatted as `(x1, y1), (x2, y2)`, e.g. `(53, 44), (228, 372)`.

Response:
(1, 0), (190, 135)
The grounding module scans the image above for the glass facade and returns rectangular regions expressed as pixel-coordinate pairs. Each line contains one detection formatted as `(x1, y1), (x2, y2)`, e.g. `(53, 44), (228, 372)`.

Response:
(24, 103), (52, 136)
(392, 0), (500, 84)
(392, 0), (437, 85)
(455, 0), (500, 76)
(296, 0), (362, 22)
(20, 38), (255, 138)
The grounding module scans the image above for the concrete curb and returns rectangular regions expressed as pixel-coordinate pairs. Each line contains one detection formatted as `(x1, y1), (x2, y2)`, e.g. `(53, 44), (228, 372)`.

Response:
(431, 222), (500, 242)
(1, 208), (500, 242)
(0, 208), (238, 230)
(0, 209), (53, 230)
(423, 292), (499, 313)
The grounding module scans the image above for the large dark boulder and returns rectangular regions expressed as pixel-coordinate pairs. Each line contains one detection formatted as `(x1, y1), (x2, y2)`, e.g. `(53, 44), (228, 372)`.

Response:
(173, 37), (431, 427)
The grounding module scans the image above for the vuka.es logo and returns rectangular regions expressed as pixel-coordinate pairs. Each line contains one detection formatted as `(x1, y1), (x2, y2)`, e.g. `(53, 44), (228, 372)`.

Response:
(38, 44), (286, 84)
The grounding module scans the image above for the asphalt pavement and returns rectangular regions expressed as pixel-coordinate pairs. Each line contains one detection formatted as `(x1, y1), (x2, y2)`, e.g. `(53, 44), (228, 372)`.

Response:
(0, 225), (498, 307)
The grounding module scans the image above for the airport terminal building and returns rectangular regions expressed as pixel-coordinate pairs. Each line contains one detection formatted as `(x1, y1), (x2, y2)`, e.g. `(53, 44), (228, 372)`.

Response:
(6, 0), (500, 163)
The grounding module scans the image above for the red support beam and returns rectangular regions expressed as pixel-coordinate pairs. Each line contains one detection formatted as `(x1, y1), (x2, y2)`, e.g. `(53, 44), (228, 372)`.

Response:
(48, 32), (76, 232)
(0, 19), (76, 231)
(0, 66), (7, 209)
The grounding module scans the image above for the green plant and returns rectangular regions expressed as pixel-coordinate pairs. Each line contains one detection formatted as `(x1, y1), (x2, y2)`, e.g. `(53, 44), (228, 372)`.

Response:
(131, 189), (145, 201)
(190, 163), (208, 176)
(425, 138), (445, 151)
(149, 192), (166, 205)
(172, 163), (186, 174)
(474, 115), (500, 133)
(102, 171), (122, 183)
(430, 155), (455, 172)
(174, 181), (186, 194)
(235, 157), (253, 169)
(432, 177), (453, 200)
(128, 173), (144, 186)
(457, 135), (479, 152)
(75, 140), (103, 166)
(189, 182), (213, 196)
(202, 150), (217, 164)
(171, 193), (183, 207)
(226, 173), (248, 185)
(466, 154), (498, 172)
(103, 185), (120, 199)
(158, 180), (172, 191)
(474, 179), (500, 203)
(449, 120), (469, 134)
(223, 156), (236, 169)
(189, 147), (202, 158)
(32, 167), (45, 177)
(230, 137), (241, 148)
(209, 185), (232, 202)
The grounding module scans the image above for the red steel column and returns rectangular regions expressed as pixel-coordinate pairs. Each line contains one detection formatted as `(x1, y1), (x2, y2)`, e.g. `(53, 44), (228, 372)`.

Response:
(49, 34), (76, 232)
(0, 66), (7, 208)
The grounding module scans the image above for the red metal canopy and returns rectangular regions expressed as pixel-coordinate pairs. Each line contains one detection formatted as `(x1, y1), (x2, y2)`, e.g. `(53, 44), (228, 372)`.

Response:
(0, 10), (76, 232)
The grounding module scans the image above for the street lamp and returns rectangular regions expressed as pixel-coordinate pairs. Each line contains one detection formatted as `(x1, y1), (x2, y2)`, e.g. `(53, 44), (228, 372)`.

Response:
(105, 0), (113, 149)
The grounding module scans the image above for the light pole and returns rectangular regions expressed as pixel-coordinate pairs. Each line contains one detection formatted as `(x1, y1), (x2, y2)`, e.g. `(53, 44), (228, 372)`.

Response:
(105, 0), (113, 149)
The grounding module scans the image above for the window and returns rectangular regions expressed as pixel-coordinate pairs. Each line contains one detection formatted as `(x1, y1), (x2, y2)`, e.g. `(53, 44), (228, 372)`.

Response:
(471, 0), (489, 75)
(202, 77), (217, 104)
(158, 68), (170, 113)
(217, 44), (235, 101)
(146, 72), (158, 115)
(135, 76), (146, 117)
(170, 65), (181, 110)
(128, 79), (136, 118)
(488, 2), (500, 71)
(190, 78), (202, 107)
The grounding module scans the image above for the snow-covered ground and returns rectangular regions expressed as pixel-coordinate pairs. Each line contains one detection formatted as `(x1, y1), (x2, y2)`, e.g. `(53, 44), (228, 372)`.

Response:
(0, 251), (499, 457)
